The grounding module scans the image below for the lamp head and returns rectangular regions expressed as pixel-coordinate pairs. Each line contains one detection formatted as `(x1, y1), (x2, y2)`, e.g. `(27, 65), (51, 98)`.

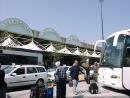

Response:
(99, 0), (104, 3)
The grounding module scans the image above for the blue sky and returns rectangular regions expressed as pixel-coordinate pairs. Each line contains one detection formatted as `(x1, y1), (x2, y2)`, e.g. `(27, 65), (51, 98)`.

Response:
(0, 0), (130, 44)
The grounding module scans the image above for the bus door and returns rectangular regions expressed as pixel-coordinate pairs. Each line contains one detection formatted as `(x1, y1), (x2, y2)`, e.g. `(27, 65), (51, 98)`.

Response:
(122, 47), (130, 90)
(122, 67), (130, 90)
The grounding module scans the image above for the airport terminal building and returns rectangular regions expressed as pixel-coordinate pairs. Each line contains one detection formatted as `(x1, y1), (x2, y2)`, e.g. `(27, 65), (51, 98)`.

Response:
(0, 18), (101, 67)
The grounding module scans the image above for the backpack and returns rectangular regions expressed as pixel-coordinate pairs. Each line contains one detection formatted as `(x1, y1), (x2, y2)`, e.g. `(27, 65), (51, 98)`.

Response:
(89, 83), (98, 94)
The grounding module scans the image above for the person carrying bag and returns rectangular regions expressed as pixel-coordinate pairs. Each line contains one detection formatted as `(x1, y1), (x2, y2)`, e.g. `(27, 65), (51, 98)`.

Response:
(70, 60), (80, 95)
(0, 64), (7, 98)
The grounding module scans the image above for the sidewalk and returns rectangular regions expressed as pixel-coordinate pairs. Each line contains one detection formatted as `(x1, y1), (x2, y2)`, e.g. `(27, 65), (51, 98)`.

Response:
(53, 81), (129, 98)
(6, 81), (129, 98)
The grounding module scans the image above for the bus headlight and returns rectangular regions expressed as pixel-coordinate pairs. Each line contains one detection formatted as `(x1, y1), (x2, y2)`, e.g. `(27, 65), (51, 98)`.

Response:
(111, 75), (120, 79)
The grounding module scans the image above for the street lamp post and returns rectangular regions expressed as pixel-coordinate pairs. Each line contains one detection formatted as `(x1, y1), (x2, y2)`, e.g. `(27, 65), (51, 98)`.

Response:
(99, 0), (104, 40)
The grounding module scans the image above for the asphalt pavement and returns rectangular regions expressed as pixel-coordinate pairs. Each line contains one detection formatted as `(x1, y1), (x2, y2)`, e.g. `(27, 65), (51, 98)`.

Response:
(6, 81), (130, 98)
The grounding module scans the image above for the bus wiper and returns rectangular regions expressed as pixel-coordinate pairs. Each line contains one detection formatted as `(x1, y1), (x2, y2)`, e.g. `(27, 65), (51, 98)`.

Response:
(107, 64), (114, 69)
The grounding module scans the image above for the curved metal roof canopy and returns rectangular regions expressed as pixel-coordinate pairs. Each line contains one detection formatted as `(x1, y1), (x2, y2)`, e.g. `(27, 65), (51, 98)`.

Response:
(66, 35), (81, 46)
(0, 18), (32, 36)
(40, 28), (62, 42)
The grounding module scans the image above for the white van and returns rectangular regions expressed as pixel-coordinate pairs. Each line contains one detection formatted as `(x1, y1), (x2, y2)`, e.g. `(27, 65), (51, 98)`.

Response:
(3, 65), (48, 88)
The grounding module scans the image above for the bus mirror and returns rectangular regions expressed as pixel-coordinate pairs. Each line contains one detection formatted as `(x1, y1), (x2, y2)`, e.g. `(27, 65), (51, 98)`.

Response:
(94, 40), (106, 53)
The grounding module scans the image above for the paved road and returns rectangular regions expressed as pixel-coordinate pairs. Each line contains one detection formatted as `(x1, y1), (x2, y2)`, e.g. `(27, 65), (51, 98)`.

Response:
(6, 81), (130, 98)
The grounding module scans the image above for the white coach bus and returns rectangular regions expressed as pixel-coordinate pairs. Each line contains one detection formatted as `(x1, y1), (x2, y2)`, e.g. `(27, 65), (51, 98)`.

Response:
(95, 29), (130, 90)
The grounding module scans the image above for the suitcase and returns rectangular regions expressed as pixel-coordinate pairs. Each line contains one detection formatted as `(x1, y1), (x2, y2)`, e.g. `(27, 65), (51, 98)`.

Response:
(45, 87), (53, 98)
(30, 86), (45, 98)
(89, 83), (98, 94)
(30, 86), (36, 98)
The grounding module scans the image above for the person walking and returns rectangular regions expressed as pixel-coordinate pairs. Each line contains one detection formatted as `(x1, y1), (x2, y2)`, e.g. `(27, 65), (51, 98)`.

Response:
(70, 60), (80, 95)
(55, 61), (66, 98)
(0, 64), (7, 98)
(82, 63), (90, 84)
(93, 62), (99, 82)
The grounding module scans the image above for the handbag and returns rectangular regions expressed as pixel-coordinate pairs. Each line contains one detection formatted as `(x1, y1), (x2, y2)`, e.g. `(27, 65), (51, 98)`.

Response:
(78, 74), (85, 81)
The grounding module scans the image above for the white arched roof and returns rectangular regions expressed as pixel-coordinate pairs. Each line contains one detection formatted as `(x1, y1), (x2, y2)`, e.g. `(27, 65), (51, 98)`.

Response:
(18, 40), (42, 51)
(45, 44), (56, 52)
(82, 49), (91, 57)
(92, 52), (100, 58)
(0, 37), (18, 47)
(58, 46), (72, 54)
(73, 48), (82, 55)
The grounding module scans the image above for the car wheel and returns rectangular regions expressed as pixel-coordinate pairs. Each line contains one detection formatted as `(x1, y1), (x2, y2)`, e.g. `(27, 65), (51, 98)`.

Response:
(36, 79), (44, 86)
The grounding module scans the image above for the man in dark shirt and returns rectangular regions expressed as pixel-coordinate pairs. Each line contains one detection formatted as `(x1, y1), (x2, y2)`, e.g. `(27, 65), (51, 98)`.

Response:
(55, 61), (66, 98)
(70, 60), (80, 95)
(0, 64), (7, 98)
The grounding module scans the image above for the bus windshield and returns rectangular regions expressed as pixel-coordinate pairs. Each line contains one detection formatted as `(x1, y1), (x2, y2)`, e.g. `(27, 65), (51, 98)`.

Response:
(101, 35), (126, 68)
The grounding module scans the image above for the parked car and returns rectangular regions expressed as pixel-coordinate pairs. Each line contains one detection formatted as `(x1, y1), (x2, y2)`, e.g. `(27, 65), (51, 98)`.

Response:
(3, 65), (48, 88)
(66, 66), (86, 81)
(47, 66), (86, 82)
(63, 66), (71, 81)
(47, 67), (57, 81)
(47, 66), (71, 81)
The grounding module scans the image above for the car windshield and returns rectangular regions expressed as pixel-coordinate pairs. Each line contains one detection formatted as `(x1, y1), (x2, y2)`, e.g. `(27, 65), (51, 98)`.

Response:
(3, 66), (16, 74)
(1, 65), (10, 70)
(101, 35), (125, 68)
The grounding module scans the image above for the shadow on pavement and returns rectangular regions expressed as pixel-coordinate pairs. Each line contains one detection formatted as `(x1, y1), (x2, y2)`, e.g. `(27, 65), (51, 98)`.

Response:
(102, 86), (130, 96)
(6, 86), (30, 93)
(73, 95), (84, 98)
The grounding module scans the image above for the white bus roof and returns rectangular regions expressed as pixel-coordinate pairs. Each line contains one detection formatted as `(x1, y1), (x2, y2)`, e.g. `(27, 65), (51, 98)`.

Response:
(107, 29), (130, 39)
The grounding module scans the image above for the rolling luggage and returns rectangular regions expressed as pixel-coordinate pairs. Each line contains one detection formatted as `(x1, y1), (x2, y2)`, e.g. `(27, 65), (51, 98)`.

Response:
(45, 87), (53, 98)
(30, 85), (45, 98)
(45, 80), (54, 98)
(89, 82), (98, 94)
